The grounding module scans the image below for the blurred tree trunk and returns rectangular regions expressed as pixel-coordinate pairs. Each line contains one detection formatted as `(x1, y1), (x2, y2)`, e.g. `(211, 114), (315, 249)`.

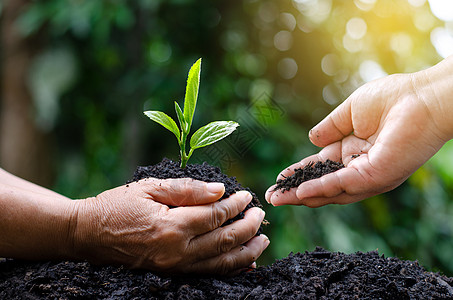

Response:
(0, 0), (53, 187)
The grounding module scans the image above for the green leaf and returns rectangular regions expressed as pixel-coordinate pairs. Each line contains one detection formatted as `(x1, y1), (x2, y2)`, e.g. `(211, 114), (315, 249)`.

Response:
(183, 58), (201, 132)
(190, 121), (239, 150)
(174, 101), (187, 133)
(144, 111), (180, 140)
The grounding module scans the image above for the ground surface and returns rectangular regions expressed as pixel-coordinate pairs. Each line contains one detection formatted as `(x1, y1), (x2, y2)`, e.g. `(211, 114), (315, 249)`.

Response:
(1, 159), (452, 299)
(1, 247), (452, 299)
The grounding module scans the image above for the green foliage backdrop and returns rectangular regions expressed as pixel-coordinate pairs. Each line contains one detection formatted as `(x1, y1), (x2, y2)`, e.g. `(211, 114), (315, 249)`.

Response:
(15, 0), (453, 275)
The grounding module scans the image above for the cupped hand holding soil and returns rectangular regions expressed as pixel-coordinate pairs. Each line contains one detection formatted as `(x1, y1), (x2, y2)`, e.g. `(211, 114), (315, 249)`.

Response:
(267, 55), (453, 208)
(72, 178), (269, 275)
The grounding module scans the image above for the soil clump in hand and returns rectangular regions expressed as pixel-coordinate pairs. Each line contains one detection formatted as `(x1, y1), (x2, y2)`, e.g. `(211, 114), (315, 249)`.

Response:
(274, 159), (344, 192)
(129, 158), (264, 229)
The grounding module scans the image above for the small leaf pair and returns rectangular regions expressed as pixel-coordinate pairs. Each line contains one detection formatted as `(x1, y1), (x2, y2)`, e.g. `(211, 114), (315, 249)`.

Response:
(144, 58), (239, 168)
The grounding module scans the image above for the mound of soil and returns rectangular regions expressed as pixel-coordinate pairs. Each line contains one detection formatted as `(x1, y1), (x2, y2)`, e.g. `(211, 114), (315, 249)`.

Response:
(1, 247), (452, 299)
(128, 158), (264, 229)
(274, 160), (344, 192)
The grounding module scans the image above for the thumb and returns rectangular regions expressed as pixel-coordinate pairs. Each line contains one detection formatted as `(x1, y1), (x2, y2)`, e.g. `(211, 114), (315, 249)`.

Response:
(144, 178), (225, 206)
(309, 98), (353, 147)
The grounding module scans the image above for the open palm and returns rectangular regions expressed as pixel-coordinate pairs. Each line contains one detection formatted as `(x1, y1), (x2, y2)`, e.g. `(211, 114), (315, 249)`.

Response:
(266, 72), (448, 207)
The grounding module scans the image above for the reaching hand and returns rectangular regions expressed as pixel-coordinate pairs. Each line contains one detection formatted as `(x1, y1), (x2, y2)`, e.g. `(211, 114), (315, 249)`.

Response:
(72, 178), (268, 275)
(266, 56), (453, 207)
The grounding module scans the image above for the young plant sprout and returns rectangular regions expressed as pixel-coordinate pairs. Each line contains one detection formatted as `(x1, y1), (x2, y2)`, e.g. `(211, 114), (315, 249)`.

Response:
(144, 58), (239, 168)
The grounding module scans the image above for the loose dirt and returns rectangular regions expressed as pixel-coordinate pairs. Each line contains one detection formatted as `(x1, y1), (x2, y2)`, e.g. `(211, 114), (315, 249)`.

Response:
(274, 159), (344, 192)
(1, 247), (452, 299)
(1, 159), (451, 299)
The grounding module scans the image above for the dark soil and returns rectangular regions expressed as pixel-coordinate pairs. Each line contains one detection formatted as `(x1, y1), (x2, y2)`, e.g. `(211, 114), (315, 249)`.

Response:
(1, 158), (452, 299)
(128, 158), (264, 229)
(1, 247), (452, 299)
(274, 159), (344, 192)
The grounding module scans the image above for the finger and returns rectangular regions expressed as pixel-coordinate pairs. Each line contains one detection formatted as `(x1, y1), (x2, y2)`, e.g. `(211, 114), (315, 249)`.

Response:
(183, 234), (270, 275)
(340, 136), (372, 166)
(268, 187), (298, 206)
(174, 190), (253, 235)
(264, 184), (277, 204)
(309, 99), (353, 147)
(270, 164), (377, 207)
(188, 207), (265, 260)
(143, 178), (225, 206)
(291, 191), (378, 208)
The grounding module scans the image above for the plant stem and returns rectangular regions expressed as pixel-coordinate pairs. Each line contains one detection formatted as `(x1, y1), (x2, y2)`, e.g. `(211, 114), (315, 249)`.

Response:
(179, 131), (188, 168)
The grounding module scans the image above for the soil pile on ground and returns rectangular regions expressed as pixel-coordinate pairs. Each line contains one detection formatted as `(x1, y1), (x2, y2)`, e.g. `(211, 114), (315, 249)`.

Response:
(1, 247), (452, 299)
(274, 159), (344, 192)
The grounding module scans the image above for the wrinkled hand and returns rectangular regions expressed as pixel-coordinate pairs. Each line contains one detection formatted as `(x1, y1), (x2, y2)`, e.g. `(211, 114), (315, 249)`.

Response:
(72, 178), (268, 275)
(266, 71), (450, 207)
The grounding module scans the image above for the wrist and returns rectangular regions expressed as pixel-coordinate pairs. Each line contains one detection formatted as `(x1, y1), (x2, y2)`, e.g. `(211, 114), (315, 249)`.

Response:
(412, 56), (453, 143)
(69, 197), (101, 262)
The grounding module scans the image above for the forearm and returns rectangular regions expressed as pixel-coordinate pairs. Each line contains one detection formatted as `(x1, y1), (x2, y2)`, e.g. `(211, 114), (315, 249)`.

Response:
(413, 55), (453, 142)
(0, 168), (69, 201)
(0, 182), (77, 260)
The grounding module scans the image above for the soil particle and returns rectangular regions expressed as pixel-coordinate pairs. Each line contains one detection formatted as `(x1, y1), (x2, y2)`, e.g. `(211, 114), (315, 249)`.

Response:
(274, 159), (344, 192)
(1, 247), (451, 299)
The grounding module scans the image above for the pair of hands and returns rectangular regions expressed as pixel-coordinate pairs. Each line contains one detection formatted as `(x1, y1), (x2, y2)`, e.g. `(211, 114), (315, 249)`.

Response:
(74, 56), (453, 275)
(266, 63), (452, 207)
(73, 178), (268, 276)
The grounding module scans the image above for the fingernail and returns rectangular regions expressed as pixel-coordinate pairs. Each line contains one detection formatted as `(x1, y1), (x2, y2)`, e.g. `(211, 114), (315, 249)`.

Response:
(207, 182), (225, 194)
(234, 190), (252, 201)
(261, 234), (270, 246)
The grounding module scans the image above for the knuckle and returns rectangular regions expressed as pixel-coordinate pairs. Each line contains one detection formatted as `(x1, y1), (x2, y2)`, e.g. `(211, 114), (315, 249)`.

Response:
(218, 229), (238, 253)
(216, 255), (236, 275)
(151, 254), (182, 271)
(300, 199), (321, 208)
(210, 203), (230, 228)
(178, 178), (204, 205)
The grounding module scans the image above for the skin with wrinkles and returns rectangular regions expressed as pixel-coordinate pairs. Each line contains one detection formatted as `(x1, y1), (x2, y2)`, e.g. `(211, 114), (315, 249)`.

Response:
(74, 179), (268, 275)
(0, 170), (269, 275)
(266, 55), (453, 208)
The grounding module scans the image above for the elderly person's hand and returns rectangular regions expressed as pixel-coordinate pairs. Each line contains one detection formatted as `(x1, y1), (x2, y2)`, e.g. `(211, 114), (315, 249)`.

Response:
(73, 178), (268, 275)
(0, 169), (268, 276)
(266, 55), (453, 207)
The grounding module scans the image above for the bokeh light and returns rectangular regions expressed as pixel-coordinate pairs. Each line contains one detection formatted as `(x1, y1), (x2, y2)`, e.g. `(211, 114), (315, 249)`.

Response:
(431, 26), (453, 58)
(428, 0), (453, 21)
(354, 0), (377, 11)
(359, 60), (388, 82)
(278, 57), (298, 79)
(346, 18), (368, 40)
(390, 33), (413, 56)
(408, 0), (426, 7)
(321, 53), (340, 76)
(274, 30), (293, 51)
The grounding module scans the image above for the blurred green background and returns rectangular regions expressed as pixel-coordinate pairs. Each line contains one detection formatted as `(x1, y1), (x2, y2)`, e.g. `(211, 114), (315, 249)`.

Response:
(1, 0), (452, 276)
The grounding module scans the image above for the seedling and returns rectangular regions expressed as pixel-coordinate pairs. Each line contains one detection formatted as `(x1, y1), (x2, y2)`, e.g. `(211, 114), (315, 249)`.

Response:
(144, 58), (239, 168)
